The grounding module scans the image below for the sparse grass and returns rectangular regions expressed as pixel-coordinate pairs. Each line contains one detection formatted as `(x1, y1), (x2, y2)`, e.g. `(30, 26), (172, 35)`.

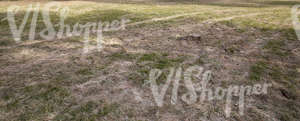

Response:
(53, 100), (118, 120)
(225, 46), (239, 54)
(128, 72), (146, 86)
(138, 53), (185, 69)
(263, 40), (290, 57)
(0, 83), (70, 120)
(54, 101), (98, 120)
(279, 113), (292, 121)
(110, 51), (138, 61)
(129, 52), (185, 86)
(218, 9), (291, 33)
(76, 68), (93, 75)
(276, 102), (300, 121)
(194, 57), (205, 65)
(249, 61), (268, 81)
(249, 61), (286, 82)
(0, 40), (14, 46)
(282, 28), (298, 41)
(98, 103), (119, 117)
(139, 53), (160, 62)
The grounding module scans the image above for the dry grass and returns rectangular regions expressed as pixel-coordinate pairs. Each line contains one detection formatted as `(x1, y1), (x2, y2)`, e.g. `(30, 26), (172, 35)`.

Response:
(0, 0), (300, 120)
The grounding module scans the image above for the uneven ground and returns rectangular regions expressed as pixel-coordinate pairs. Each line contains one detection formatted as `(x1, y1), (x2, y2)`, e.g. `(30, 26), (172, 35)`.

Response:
(0, 0), (300, 121)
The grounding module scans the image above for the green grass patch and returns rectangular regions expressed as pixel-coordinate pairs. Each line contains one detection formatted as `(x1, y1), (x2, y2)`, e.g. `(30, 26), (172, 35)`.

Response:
(249, 61), (268, 81)
(138, 53), (184, 69)
(132, 52), (185, 86)
(249, 61), (284, 81)
(263, 40), (290, 57)
(109, 51), (138, 61)
(0, 83), (70, 120)
(54, 101), (99, 121)
(98, 103), (119, 117)
(76, 68), (93, 75)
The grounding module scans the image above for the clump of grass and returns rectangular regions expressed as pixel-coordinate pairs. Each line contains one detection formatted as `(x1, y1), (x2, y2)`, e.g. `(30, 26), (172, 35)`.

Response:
(194, 57), (205, 65)
(76, 68), (93, 75)
(74, 101), (97, 114)
(278, 111), (293, 121)
(54, 101), (99, 120)
(268, 67), (282, 80)
(128, 72), (145, 86)
(55, 73), (71, 82)
(0, 87), (14, 101)
(109, 51), (138, 61)
(110, 52), (182, 86)
(249, 61), (284, 81)
(0, 40), (14, 46)
(281, 28), (298, 41)
(1, 83), (71, 120)
(220, 20), (235, 28)
(249, 61), (297, 88)
(138, 53), (184, 69)
(139, 53), (160, 62)
(263, 40), (289, 57)
(98, 103), (119, 117)
(284, 69), (298, 81)
(65, 36), (82, 43)
(250, 63), (298, 100)
(249, 61), (268, 81)
(131, 53), (185, 86)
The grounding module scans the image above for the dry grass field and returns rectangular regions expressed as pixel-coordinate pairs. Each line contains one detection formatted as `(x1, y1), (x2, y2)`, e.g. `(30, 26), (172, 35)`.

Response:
(0, 0), (300, 120)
